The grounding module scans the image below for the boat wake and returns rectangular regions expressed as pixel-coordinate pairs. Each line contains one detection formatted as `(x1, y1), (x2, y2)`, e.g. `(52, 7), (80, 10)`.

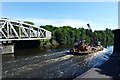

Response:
(2, 46), (113, 78)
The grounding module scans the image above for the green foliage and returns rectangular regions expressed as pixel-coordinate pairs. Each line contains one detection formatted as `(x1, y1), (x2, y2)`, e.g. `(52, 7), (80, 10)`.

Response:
(23, 21), (113, 46)
(40, 25), (114, 46)
(39, 39), (51, 46)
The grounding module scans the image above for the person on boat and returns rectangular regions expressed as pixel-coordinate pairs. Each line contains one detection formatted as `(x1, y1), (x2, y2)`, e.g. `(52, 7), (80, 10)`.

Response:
(92, 39), (103, 51)
(93, 39), (99, 47)
(78, 38), (88, 52)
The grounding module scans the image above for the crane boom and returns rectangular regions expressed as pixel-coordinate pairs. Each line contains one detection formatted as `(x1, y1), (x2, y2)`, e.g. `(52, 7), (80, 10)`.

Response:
(87, 24), (92, 30)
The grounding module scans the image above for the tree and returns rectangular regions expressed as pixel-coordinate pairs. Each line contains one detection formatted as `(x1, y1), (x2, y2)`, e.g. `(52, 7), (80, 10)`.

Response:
(40, 25), (114, 46)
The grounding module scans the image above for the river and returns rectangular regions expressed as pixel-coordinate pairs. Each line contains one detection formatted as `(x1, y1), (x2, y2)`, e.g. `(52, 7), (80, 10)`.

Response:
(2, 45), (113, 79)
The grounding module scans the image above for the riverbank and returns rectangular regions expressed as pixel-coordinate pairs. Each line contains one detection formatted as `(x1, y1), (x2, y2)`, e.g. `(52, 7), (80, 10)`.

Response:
(74, 52), (120, 79)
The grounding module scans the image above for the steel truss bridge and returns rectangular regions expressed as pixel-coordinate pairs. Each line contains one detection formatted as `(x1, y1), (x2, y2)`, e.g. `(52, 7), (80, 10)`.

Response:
(0, 18), (51, 41)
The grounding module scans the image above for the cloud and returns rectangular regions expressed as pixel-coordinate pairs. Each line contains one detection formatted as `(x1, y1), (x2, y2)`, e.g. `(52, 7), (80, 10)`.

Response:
(20, 18), (94, 28)
(17, 18), (117, 31)
(93, 23), (118, 31)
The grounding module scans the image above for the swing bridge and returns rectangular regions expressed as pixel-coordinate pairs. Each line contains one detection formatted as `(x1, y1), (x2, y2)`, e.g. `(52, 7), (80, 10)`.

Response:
(0, 18), (51, 41)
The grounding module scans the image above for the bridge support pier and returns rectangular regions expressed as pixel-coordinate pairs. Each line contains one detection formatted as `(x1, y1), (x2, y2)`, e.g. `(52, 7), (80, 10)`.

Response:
(113, 29), (120, 56)
(2, 45), (14, 54)
(1, 42), (14, 54)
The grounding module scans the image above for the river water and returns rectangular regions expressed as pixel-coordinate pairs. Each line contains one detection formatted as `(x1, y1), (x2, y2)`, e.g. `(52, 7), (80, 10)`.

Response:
(2, 45), (113, 79)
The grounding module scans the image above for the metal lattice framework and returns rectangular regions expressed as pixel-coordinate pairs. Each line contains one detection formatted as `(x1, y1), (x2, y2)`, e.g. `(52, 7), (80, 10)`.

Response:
(0, 18), (51, 41)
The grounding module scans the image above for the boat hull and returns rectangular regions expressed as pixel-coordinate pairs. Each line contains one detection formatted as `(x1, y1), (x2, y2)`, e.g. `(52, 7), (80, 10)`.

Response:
(70, 51), (95, 55)
(69, 48), (103, 55)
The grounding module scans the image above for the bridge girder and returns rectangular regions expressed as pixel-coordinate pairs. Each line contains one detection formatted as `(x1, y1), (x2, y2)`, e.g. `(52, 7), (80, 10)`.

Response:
(0, 18), (51, 41)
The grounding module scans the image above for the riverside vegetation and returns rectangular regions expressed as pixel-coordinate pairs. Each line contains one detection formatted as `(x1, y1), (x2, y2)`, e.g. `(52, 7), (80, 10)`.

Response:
(24, 21), (114, 47)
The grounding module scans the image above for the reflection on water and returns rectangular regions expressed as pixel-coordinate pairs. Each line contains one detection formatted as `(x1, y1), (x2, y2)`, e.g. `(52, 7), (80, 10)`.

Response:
(2, 45), (113, 79)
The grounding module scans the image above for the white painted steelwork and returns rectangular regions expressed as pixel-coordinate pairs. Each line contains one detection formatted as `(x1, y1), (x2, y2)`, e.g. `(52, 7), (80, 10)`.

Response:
(0, 18), (51, 41)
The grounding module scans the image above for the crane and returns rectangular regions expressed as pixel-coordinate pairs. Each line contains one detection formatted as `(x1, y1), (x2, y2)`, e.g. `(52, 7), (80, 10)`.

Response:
(87, 23), (92, 31)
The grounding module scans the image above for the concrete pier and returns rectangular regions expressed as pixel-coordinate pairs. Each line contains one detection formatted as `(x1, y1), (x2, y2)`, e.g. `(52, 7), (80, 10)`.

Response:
(74, 68), (112, 79)
(113, 29), (120, 53)
(74, 52), (120, 79)
(1, 44), (14, 54)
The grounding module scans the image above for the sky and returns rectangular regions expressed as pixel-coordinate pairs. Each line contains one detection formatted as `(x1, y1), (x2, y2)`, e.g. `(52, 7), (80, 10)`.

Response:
(2, 2), (118, 31)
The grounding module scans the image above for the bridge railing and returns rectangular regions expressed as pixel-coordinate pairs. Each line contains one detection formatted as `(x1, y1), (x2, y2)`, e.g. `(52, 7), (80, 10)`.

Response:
(0, 18), (51, 41)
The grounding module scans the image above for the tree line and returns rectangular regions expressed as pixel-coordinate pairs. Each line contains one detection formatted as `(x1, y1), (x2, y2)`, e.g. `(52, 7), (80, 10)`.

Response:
(40, 25), (114, 46)
(24, 21), (114, 46)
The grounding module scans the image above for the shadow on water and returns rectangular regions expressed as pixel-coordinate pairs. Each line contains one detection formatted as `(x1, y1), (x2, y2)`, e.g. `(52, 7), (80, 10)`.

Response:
(13, 40), (40, 49)
(14, 44), (73, 57)
(65, 52), (88, 56)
